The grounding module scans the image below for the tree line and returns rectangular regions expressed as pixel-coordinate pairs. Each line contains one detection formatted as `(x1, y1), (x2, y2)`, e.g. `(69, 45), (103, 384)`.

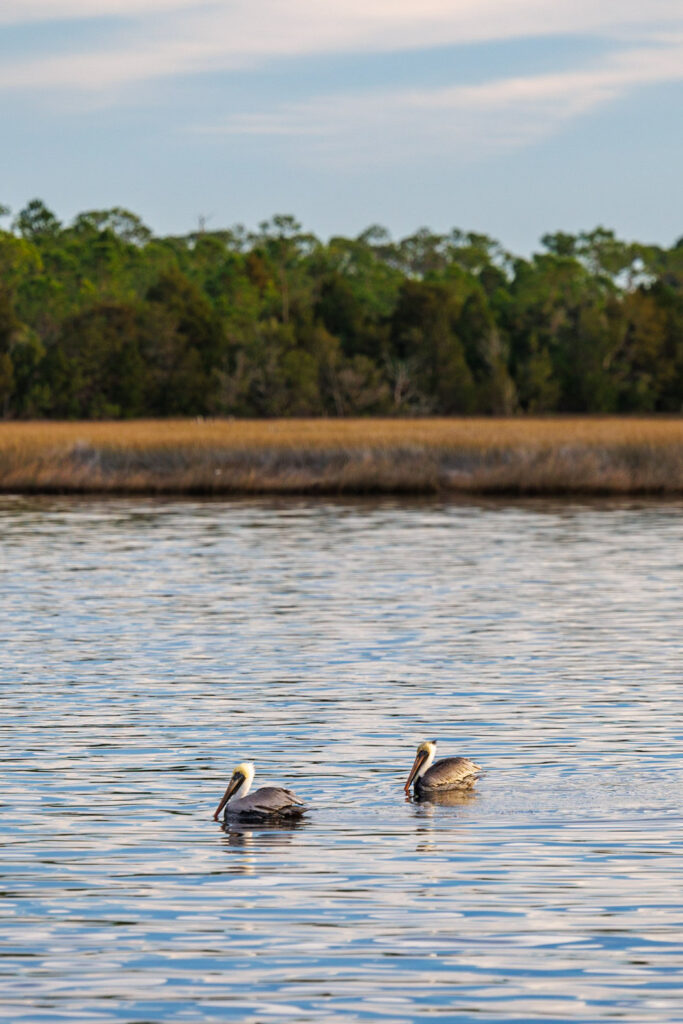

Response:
(0, 199), (682, 418)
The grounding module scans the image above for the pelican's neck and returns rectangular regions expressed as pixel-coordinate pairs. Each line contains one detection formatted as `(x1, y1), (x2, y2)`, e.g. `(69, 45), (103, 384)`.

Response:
(418, 746), (436, 776)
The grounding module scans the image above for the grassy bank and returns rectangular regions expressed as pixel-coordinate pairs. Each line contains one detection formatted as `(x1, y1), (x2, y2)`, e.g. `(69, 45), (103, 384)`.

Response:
(1, 418), (683, 495)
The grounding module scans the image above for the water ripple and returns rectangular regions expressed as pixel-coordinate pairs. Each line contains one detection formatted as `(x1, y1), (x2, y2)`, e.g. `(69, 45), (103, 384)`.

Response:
(0, 497), (681, 1023)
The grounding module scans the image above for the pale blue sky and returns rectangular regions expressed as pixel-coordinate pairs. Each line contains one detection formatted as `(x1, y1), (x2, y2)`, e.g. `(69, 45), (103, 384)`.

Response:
(1, 0), (682, 254)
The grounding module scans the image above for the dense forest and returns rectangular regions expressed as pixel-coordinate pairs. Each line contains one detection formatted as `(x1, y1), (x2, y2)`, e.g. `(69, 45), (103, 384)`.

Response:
(0, 199), (682, 418)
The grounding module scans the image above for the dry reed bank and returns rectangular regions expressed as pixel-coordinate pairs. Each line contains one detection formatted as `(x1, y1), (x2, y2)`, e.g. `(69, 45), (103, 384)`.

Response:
(1, 418), (683, 495)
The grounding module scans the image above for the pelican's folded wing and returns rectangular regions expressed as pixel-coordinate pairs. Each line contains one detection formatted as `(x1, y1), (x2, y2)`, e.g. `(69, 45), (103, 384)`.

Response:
(423, 756), (482, 788)
(248, 786), (305, 814)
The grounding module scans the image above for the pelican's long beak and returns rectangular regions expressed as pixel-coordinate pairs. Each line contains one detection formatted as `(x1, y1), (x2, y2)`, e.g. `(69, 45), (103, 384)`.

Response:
(212, 774), (245, 821)
(404, 749), (428, 794)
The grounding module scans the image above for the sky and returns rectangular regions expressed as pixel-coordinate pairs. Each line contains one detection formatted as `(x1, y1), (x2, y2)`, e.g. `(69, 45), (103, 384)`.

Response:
(1, 0), (682, 255)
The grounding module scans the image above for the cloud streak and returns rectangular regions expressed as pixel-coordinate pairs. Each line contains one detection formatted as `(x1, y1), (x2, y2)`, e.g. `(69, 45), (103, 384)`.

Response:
(0, 0), (197, 23)
(199, 37), (683, 165)
(0, 0), (681, 92)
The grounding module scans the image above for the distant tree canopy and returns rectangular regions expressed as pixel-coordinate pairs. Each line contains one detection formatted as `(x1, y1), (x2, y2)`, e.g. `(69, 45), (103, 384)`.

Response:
(0, 198), (681, 418)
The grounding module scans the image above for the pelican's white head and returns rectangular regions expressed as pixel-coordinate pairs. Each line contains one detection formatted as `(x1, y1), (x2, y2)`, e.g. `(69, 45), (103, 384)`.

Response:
(212, 760), (256, 820)
(404, 739), (437, 793)
(232, 761), (255, 795)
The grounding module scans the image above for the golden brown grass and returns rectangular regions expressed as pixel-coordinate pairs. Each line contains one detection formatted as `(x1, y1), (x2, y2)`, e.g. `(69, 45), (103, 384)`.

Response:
(1, 417), (683, 495)
(3, 416), (683, 452)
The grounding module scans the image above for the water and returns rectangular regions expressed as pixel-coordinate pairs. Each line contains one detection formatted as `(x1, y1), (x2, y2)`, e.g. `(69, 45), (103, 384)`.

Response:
(1, 497), (682, 1023)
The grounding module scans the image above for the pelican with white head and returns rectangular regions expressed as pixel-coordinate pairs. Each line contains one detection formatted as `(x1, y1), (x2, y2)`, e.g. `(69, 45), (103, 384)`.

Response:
(213, 760), (305, 821)
(405, 739), (481, 796)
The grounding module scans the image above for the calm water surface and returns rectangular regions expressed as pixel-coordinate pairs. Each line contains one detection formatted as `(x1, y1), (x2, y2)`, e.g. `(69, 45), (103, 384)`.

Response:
(1, 497), (682, 1023)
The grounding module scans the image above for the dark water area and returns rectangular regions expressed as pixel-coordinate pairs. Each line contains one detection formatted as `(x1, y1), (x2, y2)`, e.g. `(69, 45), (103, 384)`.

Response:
(1, 497), (681, 1023)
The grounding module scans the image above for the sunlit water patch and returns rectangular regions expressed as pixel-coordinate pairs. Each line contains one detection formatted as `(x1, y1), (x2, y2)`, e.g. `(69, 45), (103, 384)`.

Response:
(1, 497), (682, 1023)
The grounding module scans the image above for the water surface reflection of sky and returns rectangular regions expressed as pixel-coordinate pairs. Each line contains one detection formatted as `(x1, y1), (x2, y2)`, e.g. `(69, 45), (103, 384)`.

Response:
(1, 497), (681, 1022)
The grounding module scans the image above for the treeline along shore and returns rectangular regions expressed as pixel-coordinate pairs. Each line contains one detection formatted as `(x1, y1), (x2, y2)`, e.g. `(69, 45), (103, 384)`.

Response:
(2, 418), (683, 495)
(1, 200), (682, 494)
(1, 201), (682, 423)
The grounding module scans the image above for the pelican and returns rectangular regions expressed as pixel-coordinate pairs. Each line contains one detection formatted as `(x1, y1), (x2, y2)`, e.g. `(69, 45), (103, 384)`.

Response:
(212, 761), (306, 822)
(404, 739), (481, 796)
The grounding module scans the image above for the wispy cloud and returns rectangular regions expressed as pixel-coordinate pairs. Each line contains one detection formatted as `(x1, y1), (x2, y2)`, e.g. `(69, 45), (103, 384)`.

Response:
(0, 0), (681, 92)
(198, 37), (683, 165)
(0, 0), (198, 23)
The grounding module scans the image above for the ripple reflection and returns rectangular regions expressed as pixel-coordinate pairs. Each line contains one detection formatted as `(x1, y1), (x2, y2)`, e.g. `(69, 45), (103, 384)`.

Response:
(0, 496), (681, 1024)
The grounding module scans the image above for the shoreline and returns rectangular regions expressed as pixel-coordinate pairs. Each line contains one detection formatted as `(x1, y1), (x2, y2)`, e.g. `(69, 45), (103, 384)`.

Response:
(1, 417), (683, 496)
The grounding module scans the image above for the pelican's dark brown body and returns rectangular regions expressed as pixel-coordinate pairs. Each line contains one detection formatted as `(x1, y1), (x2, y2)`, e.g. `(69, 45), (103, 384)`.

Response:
(222, 786), (305, 821)
(415, 756), (481, 793)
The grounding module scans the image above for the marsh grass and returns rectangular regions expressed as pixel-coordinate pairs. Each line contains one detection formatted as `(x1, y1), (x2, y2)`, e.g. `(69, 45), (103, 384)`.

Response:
(1, 418), (683, 495)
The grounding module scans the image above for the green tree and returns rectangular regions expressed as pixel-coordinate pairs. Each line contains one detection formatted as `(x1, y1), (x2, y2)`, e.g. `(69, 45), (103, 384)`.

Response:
(252, 215), (318, 325)
(142, 269), (225, 414)
(390, 280), (476, 413)
(0, 199), (679, 419)
(41, 303), (145, 418)
(15, 199), (61, 240)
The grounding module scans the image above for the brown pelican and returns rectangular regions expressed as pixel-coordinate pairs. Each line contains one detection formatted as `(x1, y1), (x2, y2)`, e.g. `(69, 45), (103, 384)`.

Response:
(404, 739), (481, 796)
(212, 761), (306, 822)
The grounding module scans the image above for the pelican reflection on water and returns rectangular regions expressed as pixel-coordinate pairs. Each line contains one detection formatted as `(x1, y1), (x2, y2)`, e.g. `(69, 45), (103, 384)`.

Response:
(213, 761), (306, 822)
(405, 739), (482, 798)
